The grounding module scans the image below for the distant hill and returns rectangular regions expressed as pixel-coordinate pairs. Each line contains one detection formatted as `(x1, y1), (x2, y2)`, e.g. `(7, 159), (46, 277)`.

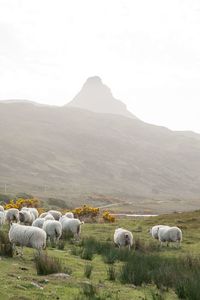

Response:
(68, 76), (136, 119)
(1, 89), (200, 210)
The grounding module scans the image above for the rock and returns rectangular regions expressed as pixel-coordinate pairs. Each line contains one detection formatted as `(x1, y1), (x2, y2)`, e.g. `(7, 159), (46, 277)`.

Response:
(31, 282), (43, 289)
(50, 273), (70, 279)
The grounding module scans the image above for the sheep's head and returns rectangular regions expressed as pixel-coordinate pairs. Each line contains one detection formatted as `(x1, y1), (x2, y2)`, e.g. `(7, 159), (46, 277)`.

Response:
(19, 211), (25, 223)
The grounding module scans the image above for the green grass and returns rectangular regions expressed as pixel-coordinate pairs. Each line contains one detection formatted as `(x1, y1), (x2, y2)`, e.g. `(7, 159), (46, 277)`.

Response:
(1, 210), (200, 299)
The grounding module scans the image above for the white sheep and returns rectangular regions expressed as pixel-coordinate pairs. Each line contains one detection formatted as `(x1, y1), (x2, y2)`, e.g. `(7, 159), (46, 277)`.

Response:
(0, 205), (4, 212)
(44, 214), (55, 221)
(21, 207), (39, 219)
(39, 212), (49, 218)
(48, 210), (62, 220)
(158, 226), (182, 247)
(150, 225), (170, 240)
(114, 228), (134, 250)
(42, 220), (62, 243)
(19, 210), (35, 225)
(64, 212), (74, 218)
(5, 208), (19, 224)
(61, 217), (84, 239)
(0, 211), (5, 227)
(9, 223), (46, 255)
(32, 218), (46, 229)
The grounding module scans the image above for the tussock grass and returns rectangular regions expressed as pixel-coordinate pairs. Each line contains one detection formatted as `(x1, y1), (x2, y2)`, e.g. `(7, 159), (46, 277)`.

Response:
(84, 263), (93, 279)
(118, 252), (200, 299)
(107, 265), (116, 281)
(0, 229), (13, 257)
(34, 253), (64, 275)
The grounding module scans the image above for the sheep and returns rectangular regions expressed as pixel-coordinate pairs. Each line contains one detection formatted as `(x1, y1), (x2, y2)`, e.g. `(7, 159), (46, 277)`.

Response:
(32, 218), (46, 229)
(44, 214), (55, 221)
(5, 208), (19, 224)
(0, 205), (4, 212)
(19, 210), (35, 225)
(64, 212), (74, 218)
(150, 225), (170, 240)
(114, 228), (134, 250)
(0, 211), (5, 227)
(21, 207), (39, 219)
(9, 223), (46, 256)
(61, 217), (84, 239)
(48, 210), (62, 220)
(42, 220), (62, 243)
(39, 212), (49, 218)
(158, 226), (182, 247)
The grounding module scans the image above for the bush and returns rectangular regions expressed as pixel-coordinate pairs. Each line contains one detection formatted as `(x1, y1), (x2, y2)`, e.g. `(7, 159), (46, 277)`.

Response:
(34, 253), (64, 275)
(0, 230), (13, 257)
(84, 264), (93, 279)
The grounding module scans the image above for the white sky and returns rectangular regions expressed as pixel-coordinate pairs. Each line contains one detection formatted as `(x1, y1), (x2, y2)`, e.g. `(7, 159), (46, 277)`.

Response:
(0, 0), (200, 132)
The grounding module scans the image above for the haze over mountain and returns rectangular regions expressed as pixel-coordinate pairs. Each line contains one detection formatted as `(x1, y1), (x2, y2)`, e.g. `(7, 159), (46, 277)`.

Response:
(0, 77), (200, 212)
(68, 76), (136, 119)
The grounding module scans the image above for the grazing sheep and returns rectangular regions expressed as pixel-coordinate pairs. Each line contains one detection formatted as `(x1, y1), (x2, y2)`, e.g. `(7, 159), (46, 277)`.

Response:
(61, 217), (84, 239)
(114, 228), (134, 250)
(39, 212), (49, 218)
(9, 223), (46, 255)
(42, 220), (62, 243)
(19, 210), (35, 225)
(48, 210), (62, 220)
(150, 225), (170, 240)
(5, 208), (19, 224)
(0, 211), (5, 227)
(0, 205), (4, 212)
(21, 207), (39, 219)
(32, 218), (46, 229)
(44, 214), (55, 221)
(64, 212), (74, 218)
(158, 226), (182, 247)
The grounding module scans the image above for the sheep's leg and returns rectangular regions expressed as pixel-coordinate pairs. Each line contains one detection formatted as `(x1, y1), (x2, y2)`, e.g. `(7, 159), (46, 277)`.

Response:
(12, 243), (17, 255)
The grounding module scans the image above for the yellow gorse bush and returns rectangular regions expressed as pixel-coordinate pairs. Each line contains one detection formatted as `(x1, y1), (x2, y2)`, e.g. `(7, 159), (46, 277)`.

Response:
(72, 205), (100, 218)
(4, 199), (115, 223)
(4, 198), (40, 210)
(102, 211), (115, 223)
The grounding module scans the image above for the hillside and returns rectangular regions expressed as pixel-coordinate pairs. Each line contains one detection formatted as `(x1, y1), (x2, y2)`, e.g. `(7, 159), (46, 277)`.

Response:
(0, 96), (200, 211)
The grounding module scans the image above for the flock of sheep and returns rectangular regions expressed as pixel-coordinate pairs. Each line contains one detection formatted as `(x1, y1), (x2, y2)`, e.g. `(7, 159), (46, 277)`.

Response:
(0, 205), (183, 256)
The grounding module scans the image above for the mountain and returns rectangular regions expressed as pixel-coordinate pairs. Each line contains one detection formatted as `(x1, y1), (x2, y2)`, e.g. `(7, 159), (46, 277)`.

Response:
(0, 79), (200, 212)
(68, 76), (136, 118)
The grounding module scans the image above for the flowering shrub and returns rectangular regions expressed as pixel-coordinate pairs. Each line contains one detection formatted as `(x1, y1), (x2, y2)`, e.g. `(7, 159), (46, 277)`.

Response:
(4, 198), (115, 223)
(102, 211), (115, 223)
(72, 205), (99, 219)
(4, 198), (40, 210)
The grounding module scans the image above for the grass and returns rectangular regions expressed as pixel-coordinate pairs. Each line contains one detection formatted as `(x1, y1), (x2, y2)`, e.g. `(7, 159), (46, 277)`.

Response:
(84, 263), (93, 278)
(34, 252), (64, 275)
(1, 210), (200, 299)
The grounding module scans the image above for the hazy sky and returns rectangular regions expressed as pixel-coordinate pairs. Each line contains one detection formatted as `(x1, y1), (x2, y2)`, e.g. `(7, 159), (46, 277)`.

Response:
(0, 0), (200, 132)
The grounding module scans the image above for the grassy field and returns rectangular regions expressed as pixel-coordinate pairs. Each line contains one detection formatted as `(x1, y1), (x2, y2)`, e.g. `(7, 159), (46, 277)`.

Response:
(1, 210), (200, 300)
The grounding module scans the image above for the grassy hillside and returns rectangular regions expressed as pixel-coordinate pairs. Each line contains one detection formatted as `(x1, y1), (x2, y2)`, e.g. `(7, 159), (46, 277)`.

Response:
(1, 210), (200, 299)
(1, 102), (200, 211)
